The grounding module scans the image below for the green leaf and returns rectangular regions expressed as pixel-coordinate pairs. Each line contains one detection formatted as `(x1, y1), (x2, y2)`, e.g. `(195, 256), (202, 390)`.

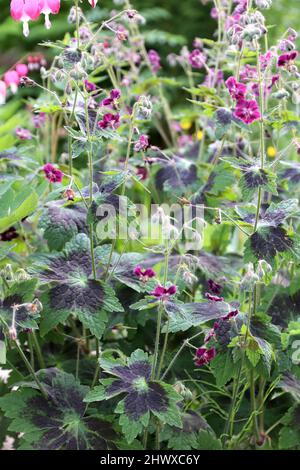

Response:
(0, 340), (6, 364)
(197, 430), (222, 450)
(0, 187), (39, 233)
(210, 351), (237, 387)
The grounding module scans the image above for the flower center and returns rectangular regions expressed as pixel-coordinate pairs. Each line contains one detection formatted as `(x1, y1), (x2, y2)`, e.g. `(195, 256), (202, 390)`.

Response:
(133, 376), (149, 392)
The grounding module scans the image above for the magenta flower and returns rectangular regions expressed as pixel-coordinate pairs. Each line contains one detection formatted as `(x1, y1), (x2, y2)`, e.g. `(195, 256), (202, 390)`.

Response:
(32, 112), (46, 128)
(10, 0), (41, 37)
(134, 134), (149, 152)
(260, 51), (273, 71)
(234, 99), (261, 124)
(98, 113), (120, 130)
(134, 265), (156, 282)
(225, 76), (247, 101)
(207, 279), (223, 295)
(88, 0), (98, 7)
(101, 89), (121, 107)
(0, 81), (7, 105)
(84, 80), (96, 92)
(205, 293), (224, 302)
(188, 49), (206, 69)
(150, 284), (177, 299)
(38, 0), (60, 29)
(15, 127), (32, 140)
(222, 309), (239, 320)
(16, 63), (28, 77)
(195, 347), (216, 367)
(43, 163), (63, 183)
(277, 51), (298, 68)
(136, 166), (148, 181)
(239, 65), (257, 82)
(148, 49), (161, 74)
(4, 71), (20, 94)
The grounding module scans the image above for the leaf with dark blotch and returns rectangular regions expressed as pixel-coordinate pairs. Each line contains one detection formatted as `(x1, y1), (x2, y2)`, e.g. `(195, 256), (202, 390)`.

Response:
(155, 157), (197, 192)
(240, 168), (277, 201)
(32, 234), (123, 337)
(279, 373), (300, 401)
(85, 349), (182, 442)
(39, 201), (87, 251)
(0, 279), (39, 336)
(0, 368), (117, 450)
(244, 226), (295, 264)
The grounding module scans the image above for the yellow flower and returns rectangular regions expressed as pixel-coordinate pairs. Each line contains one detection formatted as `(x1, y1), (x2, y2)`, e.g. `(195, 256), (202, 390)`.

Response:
(196, 130), (204, 141)
(180, 118), (192, 130)
(267, 146), (277, 158)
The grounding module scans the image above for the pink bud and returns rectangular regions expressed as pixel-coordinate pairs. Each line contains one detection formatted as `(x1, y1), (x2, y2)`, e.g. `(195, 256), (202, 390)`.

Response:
(4, 70), (20, 94)
(0, 81), (7, 105)
(16, 63), (28, 77)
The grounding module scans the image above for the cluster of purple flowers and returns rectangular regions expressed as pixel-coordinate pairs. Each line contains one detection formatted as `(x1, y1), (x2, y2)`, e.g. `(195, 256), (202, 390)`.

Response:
(226, 76), (261, 125)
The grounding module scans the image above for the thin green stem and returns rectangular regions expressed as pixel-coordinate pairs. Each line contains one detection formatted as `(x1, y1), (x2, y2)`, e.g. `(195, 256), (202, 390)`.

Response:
(32, 331), (45, 369)
(14, 341), (48, 400)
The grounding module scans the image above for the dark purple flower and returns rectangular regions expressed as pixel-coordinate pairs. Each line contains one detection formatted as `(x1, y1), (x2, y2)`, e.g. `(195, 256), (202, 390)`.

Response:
(134, 134), (149, 152)
(277, 51), (298, 68)
(234, 99), (261, 124)
(207, 279), (223, 295)
(101, 89), (121, 107)
(134, 265), (156, 282)
(222, 309), (239, 320)
(84, 79), (97, 92)
(151, 284), (177, 299)
(148, 49), (161, 73)
(205, 292), (224, 302)
(98, 113), (120, 130)
(225, 76), (247, 101)
(43, 163), (63, 183)
(195, 347), (216, 367)
(136, 166), (148, 181)
(188, 49), (206, 69)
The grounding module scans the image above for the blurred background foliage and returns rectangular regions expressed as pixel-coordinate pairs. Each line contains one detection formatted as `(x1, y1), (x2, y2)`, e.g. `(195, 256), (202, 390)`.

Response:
(1, 0), (299, 74)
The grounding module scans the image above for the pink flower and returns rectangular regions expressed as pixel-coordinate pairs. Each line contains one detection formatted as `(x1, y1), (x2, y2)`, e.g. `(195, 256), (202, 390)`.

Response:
(15, 127), (32, 140)
(205, 293), (224, 302)
(188, 49), (206, 69)
(101, 89), (121, 107)
(148, 49), (161, 73)
(16, 63), (28, 77)
(88, 0), (98, 7)
(38, 0), (60, 29)
(98, 113), (120, 130)
(32, 112), (46, 128)
(134, 134), (149, 152)
(234, 99), (261, 124)
(43, 163), (63, 183)
(10, 0), (41, 37)
(134, 265), (156, 282)
(225, 76), (247, 101)
(151, 284), (177, 299)
(84, 80), (97, 92)
(4, 71), (20, 94)
(222, 309), (239, 320)
(0, 81), (6, 105)
(277, 51), (298, 68)
(260, 51), (273, 71)
(239, 64), (257, 82)
(195, 347), (216, 367)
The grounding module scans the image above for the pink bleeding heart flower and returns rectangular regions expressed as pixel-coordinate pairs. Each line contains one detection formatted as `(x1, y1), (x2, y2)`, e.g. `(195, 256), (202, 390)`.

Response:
(194, 347), (216, 367)
(151, 284), (177, 299)
(0, 81), (7, 105)
(225, 76), (247, 101)
(10, 0), (41, 37)
(134, 266), (156, 282)
(234, 99), (261, 124)
(88, 0), (98, 7)
(38, 0), (61, 29)
(43, 163), (63, 183)
(4, 70), (20, 94)
(16, 63), (28, 77)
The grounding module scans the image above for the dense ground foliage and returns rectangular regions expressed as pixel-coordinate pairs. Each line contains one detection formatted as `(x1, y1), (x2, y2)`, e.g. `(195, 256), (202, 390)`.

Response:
(1, 0), (300, 451)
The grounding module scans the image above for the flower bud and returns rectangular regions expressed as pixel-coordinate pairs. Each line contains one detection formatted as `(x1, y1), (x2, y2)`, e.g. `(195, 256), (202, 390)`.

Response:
(8, 327), (17, 341)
